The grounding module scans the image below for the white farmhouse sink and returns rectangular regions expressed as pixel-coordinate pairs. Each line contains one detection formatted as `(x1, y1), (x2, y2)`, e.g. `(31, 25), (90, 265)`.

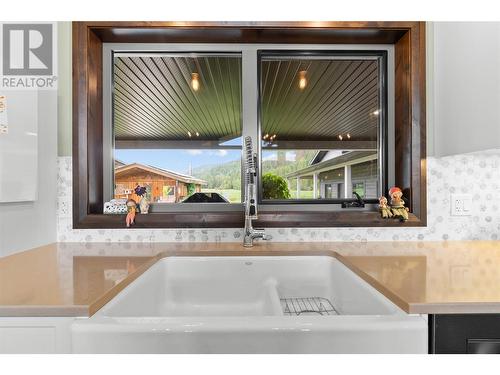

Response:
(72, 256), (427, 353)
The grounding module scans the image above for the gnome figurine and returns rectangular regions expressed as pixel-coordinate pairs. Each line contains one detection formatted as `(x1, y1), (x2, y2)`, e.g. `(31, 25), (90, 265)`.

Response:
(378, 196), (393, 219)
(388, 186), (409, 221)
(125, 199), (137, 227)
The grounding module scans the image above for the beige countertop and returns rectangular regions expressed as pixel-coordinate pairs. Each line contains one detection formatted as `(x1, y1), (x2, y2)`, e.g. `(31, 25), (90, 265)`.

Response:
(1, 241), (500, 316)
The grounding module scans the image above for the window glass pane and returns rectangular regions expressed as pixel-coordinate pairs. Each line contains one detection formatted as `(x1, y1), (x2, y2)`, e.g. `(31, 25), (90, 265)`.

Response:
(260, 53), (383, 202)
(351, 159), (379, 199)
(112, 53), (242, 204)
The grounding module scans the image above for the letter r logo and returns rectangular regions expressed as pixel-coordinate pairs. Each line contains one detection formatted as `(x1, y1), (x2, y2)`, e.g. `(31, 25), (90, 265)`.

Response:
(2, 24), (53, 76)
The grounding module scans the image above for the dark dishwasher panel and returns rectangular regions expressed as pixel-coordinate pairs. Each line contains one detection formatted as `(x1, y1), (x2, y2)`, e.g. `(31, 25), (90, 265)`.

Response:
(429, 314), (500, 354)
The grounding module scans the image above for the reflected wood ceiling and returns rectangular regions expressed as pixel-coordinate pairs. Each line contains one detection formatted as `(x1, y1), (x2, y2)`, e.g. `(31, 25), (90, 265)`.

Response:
(114, 55), (242, 142)
(113, 54), (380, 144)
(261, 58), (379, 142)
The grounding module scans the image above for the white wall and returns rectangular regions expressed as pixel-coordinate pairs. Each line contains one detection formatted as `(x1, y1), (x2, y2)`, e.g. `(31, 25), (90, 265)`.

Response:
(0, 23), (64, 257)
(432, 22), (500, 157)
(0, 91), (57, 257)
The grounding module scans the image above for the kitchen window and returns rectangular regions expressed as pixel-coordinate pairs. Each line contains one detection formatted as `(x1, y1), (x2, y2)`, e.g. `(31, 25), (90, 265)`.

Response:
(258, 51), (389, 206)
(103, 46), (392, 212)
(74, 22), (426, 228)
(107, 52), (243, 209)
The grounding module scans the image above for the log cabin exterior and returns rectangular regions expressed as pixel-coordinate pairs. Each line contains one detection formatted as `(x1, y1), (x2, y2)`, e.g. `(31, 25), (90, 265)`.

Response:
(114, 163), (206, 203)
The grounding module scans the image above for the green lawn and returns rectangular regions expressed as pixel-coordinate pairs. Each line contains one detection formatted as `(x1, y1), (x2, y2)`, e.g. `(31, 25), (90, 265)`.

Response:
(201, 189), (242, 203)
(289, 190), (314, 199)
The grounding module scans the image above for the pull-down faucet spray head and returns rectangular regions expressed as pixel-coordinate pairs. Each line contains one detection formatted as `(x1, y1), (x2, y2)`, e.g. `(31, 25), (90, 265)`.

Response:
(244, 136), (258, 219)
(243, 136), (269, 247)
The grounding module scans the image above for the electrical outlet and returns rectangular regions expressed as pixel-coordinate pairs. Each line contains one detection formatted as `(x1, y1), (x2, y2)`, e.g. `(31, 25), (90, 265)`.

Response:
(451, 194), (472, 216)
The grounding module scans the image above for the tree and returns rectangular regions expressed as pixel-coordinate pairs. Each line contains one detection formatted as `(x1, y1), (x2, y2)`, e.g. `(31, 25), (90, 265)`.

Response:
(186, 183), (196, 197)
(262, 173), (291, 199)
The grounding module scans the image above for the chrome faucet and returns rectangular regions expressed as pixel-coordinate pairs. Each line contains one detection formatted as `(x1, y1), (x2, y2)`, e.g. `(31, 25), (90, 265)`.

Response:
(243, 136), (270, 247)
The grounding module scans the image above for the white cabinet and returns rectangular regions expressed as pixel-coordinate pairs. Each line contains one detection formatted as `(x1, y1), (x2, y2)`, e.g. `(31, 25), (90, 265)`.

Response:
(0, 91), (38, 202)
(0, 327), (55, 354)
(0, 317), (74, 353)
(430, 22), (500, 157)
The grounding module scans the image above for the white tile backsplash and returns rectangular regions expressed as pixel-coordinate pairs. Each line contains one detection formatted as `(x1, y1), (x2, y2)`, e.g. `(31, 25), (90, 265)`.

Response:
(57, 149), (500, 243)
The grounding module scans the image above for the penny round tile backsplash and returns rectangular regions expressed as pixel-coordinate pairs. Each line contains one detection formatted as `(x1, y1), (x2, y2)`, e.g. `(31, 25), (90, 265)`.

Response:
(57, 149), (500, 243)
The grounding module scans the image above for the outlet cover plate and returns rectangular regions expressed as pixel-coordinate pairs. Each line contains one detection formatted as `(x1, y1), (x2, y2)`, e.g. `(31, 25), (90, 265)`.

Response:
(451, 194), (472, 216)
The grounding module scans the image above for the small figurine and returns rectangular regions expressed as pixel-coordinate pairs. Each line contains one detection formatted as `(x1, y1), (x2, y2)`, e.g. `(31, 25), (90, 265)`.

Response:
(125, 199), (137, 227)
(389, 186), (409, 222)
(378, 196), (393, 219)
(135, 185), (150, 214)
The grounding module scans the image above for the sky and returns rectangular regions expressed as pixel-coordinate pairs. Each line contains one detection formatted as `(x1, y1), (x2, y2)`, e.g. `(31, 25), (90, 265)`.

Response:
(114, 149), (242, 175)
(262, 151), (296, 162)
(114, 148), (301, 176)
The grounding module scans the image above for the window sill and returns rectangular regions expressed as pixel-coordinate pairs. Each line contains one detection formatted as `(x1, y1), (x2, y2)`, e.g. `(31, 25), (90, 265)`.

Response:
(256, 211), (424, 227)
(74, 211), (425, 229)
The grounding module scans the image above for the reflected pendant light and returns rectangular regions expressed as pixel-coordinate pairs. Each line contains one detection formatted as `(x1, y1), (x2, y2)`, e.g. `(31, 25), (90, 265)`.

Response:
(191, 72), (200, 91)
(298, 70), (307, 90)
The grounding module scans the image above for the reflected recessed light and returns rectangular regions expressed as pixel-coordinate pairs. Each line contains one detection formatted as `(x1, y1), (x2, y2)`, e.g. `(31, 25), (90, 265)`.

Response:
(191, 73), (200, 91)
(338, 135), (343, 141)
(298, 70), (307, 90)
(196, 132), (200, 137)
(346, 133), (351, 139)
(187, 131), (192, 137)
(372, 109), (380, 116)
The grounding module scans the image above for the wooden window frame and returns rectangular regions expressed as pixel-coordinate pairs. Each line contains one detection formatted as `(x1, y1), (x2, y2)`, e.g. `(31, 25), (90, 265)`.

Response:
(73, 21), (426, 229)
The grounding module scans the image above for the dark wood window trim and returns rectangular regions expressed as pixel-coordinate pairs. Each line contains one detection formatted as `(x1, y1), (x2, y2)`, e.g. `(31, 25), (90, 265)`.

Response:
(73, 21), (426, 229)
